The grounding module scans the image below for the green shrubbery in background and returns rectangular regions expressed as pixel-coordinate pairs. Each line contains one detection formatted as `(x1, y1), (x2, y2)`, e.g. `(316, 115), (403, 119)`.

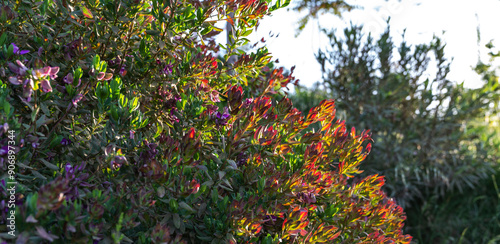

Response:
(0, 0), (412, 243)
(290, 24), (500, 243)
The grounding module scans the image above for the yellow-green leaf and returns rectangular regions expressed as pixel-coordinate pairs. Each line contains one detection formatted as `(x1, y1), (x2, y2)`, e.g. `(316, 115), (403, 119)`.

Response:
(81, 6), (93, 19)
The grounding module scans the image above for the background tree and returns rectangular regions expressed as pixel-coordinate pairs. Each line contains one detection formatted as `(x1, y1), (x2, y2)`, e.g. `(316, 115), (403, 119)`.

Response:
(290, 23), (500, 243)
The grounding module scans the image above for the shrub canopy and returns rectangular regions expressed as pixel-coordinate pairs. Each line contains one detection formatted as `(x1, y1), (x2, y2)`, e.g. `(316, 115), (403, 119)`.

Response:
(0, 0), (410, 243)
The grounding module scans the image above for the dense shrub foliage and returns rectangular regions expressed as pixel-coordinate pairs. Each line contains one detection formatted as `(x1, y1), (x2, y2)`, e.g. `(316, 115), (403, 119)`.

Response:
(0, 0), (411, 243)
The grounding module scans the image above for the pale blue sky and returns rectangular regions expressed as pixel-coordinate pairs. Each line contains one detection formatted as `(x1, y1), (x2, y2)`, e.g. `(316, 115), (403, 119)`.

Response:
(245, 0), (500, 89)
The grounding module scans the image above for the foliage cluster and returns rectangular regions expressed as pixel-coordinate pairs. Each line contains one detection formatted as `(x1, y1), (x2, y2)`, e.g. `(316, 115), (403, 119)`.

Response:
(0, 0), (411, 243)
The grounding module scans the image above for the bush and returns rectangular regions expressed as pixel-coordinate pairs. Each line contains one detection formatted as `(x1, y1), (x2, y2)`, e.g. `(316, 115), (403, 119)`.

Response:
(0, 1), (411, 243)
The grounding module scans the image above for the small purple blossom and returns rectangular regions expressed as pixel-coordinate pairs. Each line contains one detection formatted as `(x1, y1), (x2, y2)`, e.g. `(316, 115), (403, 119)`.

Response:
(129, 130), (135, 139)
(7, 61), (29, 84)
(72, 94), (84, 107)
(119, 66), (127, 76)
(205, 104), (218, 115)
(0, 146), (8, 156)
(22, 79), (34, 102)
(63, 73), (81, 87)
(0, 123), (9, 136)
(236, 151), (249, 166)
(61, 138), (72, 146)
(49, 66), (59, 79)
(263, 215), (278, 223)
(63, 162), (91, 200)
(111, 156), (126, 169)
(40, 79), (52, 93)
(215, 107), (231, 127)
(63, 73), (73, 84)
(109, 56), (122, 66)
(104, 145), (128, 170)
(32, 67), (51, 80)
(161, 64), (173, 75)
(8, 76), (22, 85)
(11, 43), (30, 55)
(244, 98), (253, 106)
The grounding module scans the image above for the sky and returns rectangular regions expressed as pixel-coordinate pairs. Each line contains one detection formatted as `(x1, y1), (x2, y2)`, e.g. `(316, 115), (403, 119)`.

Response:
(243, 0), (500, 89)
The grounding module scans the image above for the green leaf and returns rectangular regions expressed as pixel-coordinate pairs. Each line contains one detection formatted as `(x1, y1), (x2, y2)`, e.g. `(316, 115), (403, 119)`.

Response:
(145, 30), (161, 36)
(179, 201), (195, 212)
(0, 32), (7, 46)
(3, 101), (10, 117)
(6, 43), (13, 58)
(81, 6), (93, 19)
(173, 213), (181, 229)
(31, 170), (47, 180)
(40, 158), (60, 171)
(93, 55), (101, 69)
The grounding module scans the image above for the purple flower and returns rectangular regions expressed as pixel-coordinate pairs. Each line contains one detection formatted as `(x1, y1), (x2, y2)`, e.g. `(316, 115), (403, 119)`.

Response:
(119, 66), (127, 76)
(129, 130), (135, 139)
(23, 79), (34, 102)
(8, 76), (22, 85)
(61, 138), (72, 146)
(64, 73), (81, 87)
(263, 215), (278, 223)
(72, 94), (84, 107)
(109, 57), (121, 66)
(63, 73), (73, 84)
(40, 79), (52, 93)
(0, 123), (8, 135)
(205, 105), (218, 116)
(244, 98), (253, 106)
(111, 156), (126, 169)
(215, 107), (231, 127)
(0, 146), (8, 156)
(49, 66), (59, 79)
(11, 43), (30, 55)
(161, 64), (173, 75)
(7, 60), (28, 76)
(32, 67), (51, 80)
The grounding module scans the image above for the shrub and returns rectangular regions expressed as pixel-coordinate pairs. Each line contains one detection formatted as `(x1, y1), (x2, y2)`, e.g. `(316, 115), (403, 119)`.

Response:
(0, 0), (411, 243)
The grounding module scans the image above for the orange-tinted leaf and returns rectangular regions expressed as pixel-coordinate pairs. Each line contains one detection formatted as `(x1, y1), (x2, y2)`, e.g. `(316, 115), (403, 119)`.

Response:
(188, 127), (195, 139)
(81, 6), (93, 19)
